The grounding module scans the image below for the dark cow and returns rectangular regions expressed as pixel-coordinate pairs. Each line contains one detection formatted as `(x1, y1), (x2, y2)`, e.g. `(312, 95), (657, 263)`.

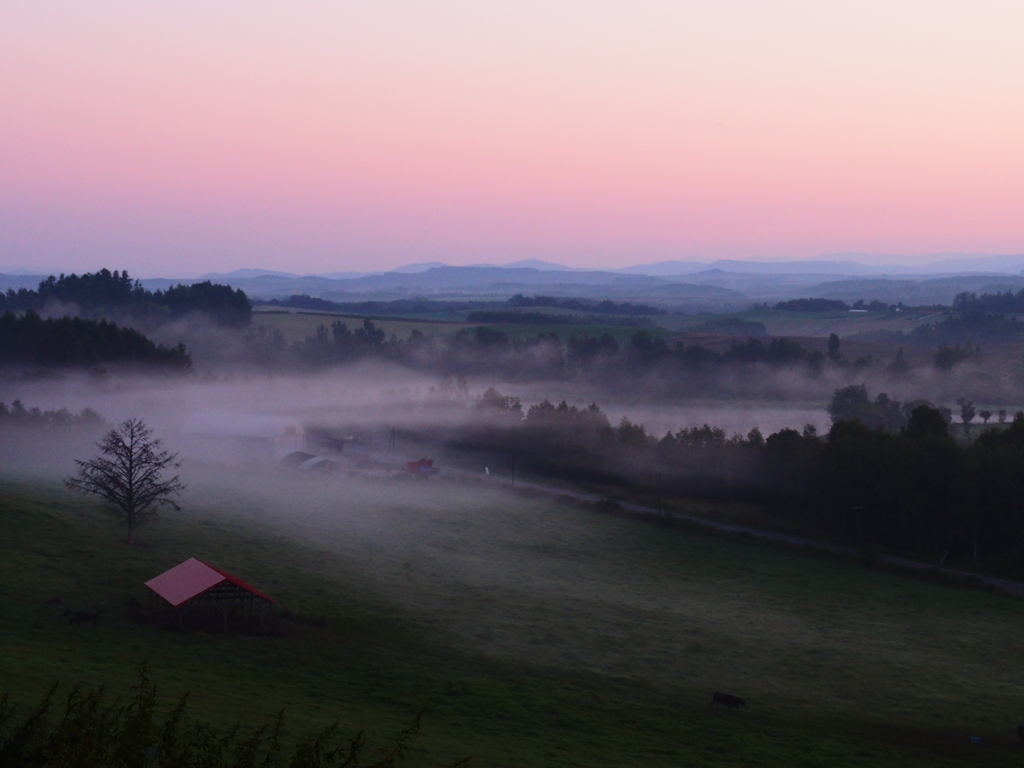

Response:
(1017, 724), (1024, 743)
(46, 597), (63, 606)
(65, 610), (99, 625)
(711, 692), (745, 710)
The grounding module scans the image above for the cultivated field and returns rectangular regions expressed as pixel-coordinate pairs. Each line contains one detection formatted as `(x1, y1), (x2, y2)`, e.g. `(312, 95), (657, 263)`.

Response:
(253, 305), (938, 345)
(251, 308), (467, 343)
(251, 308), (664, 346)
(2, 468), (1024, 766)
(656, 309), (939, 338)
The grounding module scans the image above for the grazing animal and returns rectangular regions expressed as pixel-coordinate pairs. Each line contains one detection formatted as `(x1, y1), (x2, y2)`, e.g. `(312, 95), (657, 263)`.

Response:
(46, 597), (63, 606)
(65, 610), (98, 625)
(1017, 724), (1024, 743)
(711, 692), (745, 710)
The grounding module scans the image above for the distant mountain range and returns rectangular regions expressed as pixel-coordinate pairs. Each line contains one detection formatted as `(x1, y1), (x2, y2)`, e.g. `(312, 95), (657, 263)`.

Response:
(186, 253), (1024, 282)
(4, 253), (1024, 310)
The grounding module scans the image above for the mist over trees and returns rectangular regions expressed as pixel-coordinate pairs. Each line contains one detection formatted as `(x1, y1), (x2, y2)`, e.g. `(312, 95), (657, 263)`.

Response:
(933, 343), (978, 371)
(0, 400), (105, 429)
(4, 269), (1022, 410)
(434, 383), (1024, 576)
(0, 311), (192, 370)
(0, 268), (259, 371)
(0, 269), (251, 328)
(5, 265), (1024, 576)
(826, 385), (951, 431)
(285, 320), (827, 378)
(263, 292), (664, 317)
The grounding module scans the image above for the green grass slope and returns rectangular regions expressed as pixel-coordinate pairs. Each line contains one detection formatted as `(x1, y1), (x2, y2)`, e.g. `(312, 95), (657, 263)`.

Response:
(2, 469), (1023, 766)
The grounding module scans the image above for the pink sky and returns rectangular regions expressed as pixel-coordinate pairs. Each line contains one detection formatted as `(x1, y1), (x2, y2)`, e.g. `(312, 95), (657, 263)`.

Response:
(2, 1), (1023, 276)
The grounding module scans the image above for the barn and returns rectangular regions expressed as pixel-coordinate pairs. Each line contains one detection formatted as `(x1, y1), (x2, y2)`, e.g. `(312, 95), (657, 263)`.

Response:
(181, 413), (305, 463)
(145, 558), (275, 630)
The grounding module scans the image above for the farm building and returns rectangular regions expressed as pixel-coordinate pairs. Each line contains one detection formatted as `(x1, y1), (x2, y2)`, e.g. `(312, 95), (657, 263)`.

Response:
(279, 451), (341, 472)
(145, 557), (275, 630)
(181, 413), (305, 463)
(406, 458), (438, 476)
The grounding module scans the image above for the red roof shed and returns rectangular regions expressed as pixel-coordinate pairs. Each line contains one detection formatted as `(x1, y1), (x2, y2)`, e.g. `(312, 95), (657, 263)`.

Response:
(145, 558), (275, 608)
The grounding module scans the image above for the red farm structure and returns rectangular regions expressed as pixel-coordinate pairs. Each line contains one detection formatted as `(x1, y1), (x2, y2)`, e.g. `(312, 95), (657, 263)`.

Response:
(405, 458), (438, 475)
(145, 558), (275, 631)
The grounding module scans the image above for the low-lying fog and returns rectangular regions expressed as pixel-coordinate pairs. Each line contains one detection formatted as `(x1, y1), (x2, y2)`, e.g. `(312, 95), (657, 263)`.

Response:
(97, 466), (1008, 718)
(181, 467), (796, 690)
(1, 361), (1016, 722)
(0, 362), (831, 458)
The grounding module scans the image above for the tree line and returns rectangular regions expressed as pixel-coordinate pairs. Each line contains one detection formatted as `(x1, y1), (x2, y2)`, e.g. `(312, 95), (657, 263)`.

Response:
(261, 293), (664, 317)
(283, 320), (826, 380)
(0, 302), (986, 386)
(0, 311), (191, 370)
(463, 310), (650, 326)
(506, 294), (664, 315)
(774, 298), (850, 312)
(441, 385), (1024, 576)
(254, 319), (990, 392)
(771, 297), (941, 314)
(262, 295), (490, 315)
(953, 288), (1024, 314)
(851, 312), (1024, 350)
(910, 312), (1024, 344)
(0, 400), (105, 429)
(0, 269), (251, 328)
(771, 292), (1024, 345)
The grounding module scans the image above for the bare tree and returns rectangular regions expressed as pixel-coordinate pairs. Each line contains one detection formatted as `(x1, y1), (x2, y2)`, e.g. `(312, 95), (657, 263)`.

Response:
(65, 418), (184, 543)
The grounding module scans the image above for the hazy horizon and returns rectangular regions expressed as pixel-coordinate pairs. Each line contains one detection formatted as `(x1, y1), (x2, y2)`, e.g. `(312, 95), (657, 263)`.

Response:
(6, 251), (1024, 282)
(4, 2), (1024, 278)
(5, 6), (1024, 763)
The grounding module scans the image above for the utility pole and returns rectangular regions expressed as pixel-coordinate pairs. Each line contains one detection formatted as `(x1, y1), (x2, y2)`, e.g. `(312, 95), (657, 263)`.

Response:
(387, 427), (396, 467)
(657, 472), (662, 514)
(511, 446), (516, 488)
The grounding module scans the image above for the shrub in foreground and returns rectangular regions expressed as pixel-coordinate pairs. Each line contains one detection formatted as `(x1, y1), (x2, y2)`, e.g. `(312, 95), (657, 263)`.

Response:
(0, 666), (469, 768)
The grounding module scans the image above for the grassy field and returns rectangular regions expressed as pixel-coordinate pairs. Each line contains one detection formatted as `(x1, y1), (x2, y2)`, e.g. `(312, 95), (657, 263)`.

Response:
(252, 308), (671, 346)
(251, 309), (468, 343)
(655, 309), (939, 338)
(254, 306), (934, 346)
(476, 322), (662, 345)
(249, 305), (958, 366)
(3, 467), (1024, 766)
(253, 302), (943, 339)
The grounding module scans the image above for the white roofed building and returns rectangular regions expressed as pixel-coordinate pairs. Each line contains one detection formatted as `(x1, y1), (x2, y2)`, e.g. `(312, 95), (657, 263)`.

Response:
(182, 413), (306, 463)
